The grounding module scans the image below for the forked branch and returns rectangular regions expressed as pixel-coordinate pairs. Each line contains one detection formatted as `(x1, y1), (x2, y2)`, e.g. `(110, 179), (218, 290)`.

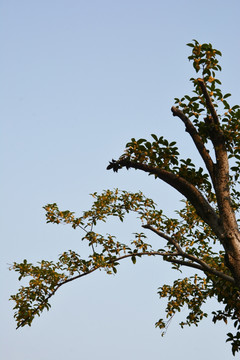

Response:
(143, 223), (235, 284)
(107, 158), (223, 239)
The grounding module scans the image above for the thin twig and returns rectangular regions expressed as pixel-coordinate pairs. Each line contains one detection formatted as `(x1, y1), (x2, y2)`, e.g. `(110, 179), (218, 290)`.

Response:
(143, 223), (235, 284)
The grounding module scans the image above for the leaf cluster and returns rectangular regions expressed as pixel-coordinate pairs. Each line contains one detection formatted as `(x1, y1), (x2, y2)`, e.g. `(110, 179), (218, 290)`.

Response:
(11, 190), (236, 341)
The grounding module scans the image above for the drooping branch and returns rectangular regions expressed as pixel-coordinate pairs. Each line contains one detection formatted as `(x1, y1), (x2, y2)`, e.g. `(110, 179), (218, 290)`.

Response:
(171, 105), (215, 183)
(14, 250), (191, 329)
(107, 158), (223, 240)
(15, 243), (235, 331)
(143, 224), (235, 284)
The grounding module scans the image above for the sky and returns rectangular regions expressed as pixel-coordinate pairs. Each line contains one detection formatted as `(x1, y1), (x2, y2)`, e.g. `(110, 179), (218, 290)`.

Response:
(1, 1), (240, 359)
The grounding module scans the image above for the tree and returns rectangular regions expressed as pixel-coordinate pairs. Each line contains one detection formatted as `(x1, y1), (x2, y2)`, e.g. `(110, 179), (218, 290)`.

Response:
(10, 40), (240, 355)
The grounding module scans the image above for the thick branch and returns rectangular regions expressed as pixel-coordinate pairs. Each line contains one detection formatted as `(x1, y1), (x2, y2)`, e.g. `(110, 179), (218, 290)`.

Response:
(108, 158), (223, 239)
(197, 80), (239, 238)
(171, 106), (215, 183)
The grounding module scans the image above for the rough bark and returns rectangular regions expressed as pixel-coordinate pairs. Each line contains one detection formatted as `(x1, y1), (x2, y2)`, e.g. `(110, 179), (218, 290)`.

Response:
(197, 79), (240, 288)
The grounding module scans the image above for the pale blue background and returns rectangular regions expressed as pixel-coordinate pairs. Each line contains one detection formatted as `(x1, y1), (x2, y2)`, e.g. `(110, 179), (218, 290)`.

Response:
(1, 1), (240, 359)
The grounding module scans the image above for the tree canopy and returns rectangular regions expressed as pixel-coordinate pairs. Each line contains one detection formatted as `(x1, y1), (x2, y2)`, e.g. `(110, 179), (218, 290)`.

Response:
(10, 40), (240, 355)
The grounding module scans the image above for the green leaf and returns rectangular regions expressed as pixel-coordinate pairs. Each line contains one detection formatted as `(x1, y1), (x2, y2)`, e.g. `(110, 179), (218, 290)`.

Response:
(137, 138), (146, 144)
(224, 93), (231, 99)
(131, 256), (136, 264)
(151, 134), (158, 142)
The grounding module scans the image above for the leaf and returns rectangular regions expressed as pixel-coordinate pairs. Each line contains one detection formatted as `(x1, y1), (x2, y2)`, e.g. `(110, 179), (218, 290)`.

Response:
(151, 134), (158, 142)
(224, 93), (231, 99)
(137, 138), (146, 144)
(131, 256), (136, 264)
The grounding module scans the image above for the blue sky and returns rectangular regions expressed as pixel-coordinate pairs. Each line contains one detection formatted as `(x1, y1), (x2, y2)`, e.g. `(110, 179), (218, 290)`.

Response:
(1, 1), (240, 359)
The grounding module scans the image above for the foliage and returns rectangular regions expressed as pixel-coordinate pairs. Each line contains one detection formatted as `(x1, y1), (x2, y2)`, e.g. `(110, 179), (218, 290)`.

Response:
(10, 40), (240, 356)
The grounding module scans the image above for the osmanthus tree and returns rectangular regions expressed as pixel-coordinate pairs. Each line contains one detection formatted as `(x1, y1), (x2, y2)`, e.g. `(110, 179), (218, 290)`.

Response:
(11, 40), (240, 355)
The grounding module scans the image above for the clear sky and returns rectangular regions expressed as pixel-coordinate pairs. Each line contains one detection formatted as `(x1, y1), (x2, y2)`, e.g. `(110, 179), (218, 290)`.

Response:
(1, 1), (240, 359)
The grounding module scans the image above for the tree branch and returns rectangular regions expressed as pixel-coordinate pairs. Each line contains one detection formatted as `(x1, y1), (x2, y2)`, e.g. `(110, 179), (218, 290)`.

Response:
(197, 78), (220, 126)
(164, 258), (206, 271)
(15, 250), (183, 329)
(16, 237), (235, 330)
(142, 224), (183, 252)
(143, 223), (235, 284)
(197, 80), (239, 239)
(108, 158), (223, 240)
(171, 105), (215, 183)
